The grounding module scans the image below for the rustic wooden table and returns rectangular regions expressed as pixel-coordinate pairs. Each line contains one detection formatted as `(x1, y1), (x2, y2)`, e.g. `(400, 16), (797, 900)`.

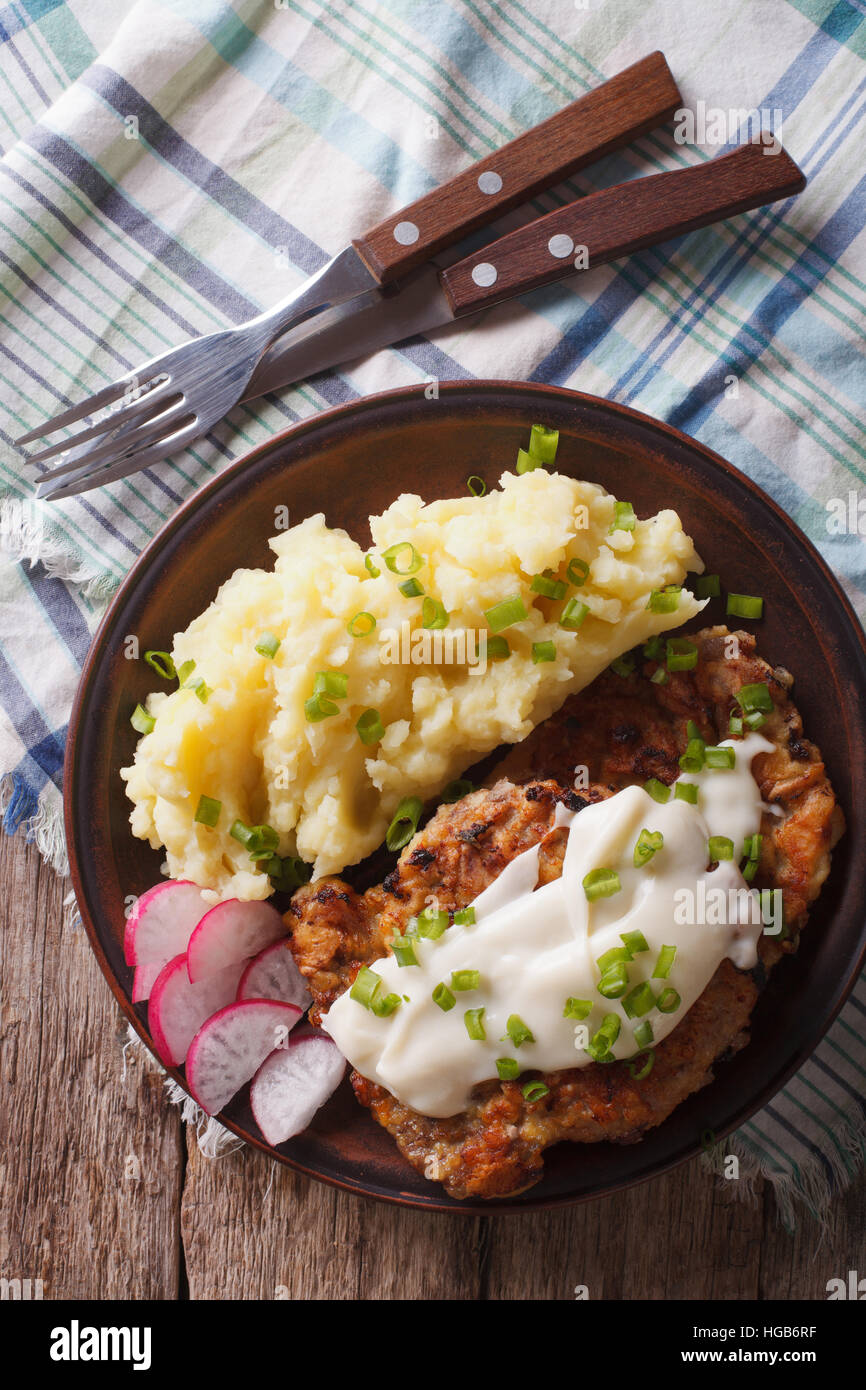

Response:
(3, 833), (863, 1301)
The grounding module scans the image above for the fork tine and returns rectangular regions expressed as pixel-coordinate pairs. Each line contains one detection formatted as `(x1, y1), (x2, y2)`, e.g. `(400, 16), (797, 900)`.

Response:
(23, 382), (180, 465)
(13, 374), (156, 447)
(33, 403), (195, 485)
(35, 418), (203, 501)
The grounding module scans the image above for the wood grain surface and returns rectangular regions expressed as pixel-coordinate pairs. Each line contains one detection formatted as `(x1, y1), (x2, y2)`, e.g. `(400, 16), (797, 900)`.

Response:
(2, 833), (863, 1301)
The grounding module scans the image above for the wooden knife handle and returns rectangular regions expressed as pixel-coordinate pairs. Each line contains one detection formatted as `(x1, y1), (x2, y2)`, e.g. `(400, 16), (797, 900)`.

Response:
(440, 141), (806, 316)
(351, 51), (681, 283)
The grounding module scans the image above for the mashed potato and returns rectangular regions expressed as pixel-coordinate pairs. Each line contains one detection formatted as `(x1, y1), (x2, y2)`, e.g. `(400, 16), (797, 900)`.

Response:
(121, 469), (706, 897)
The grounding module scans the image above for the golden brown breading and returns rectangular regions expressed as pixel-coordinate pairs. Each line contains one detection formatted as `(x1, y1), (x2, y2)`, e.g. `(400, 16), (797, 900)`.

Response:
(286, 627), (843, 1200)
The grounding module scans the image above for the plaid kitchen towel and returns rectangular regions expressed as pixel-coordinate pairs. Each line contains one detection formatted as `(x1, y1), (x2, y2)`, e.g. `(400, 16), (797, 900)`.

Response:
(1, 0), (865, 1226)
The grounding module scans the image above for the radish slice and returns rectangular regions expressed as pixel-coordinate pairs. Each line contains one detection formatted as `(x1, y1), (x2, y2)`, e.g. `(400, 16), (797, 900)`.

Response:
(186, 899), (286, 983)
(185, 1000), (302, 1115)
(148, 954), (247, 1067)
(250, 1034), (346, 1146)
(124, 879), (209, 968)
(132, 959), (166, 1004)
(237, 940), (311, 1010)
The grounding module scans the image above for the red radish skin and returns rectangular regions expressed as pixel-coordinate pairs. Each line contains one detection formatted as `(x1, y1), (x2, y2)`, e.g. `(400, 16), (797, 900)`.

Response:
(148, 954), (247, 1067)
(185, 999), (302, 1116)
(250, 1034), (346, 1146)
(186, 899), (286, 983)
(123, 879), (209, 967)
(237, 940), (311, 1010)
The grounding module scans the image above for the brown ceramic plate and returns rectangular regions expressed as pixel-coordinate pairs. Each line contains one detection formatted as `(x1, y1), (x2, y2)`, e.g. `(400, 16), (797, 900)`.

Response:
(65, 382), (866, 1213)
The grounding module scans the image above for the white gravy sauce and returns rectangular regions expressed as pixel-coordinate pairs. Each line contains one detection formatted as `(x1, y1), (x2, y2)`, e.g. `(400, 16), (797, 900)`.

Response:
(322, 734), (775, 1117)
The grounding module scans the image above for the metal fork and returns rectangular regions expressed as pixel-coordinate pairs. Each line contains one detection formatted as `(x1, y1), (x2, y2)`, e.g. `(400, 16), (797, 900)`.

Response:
(16, 249), (378, 498)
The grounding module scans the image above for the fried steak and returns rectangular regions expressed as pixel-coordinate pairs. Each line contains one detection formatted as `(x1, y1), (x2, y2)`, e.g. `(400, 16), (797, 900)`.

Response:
(285, 627), (844, 1200)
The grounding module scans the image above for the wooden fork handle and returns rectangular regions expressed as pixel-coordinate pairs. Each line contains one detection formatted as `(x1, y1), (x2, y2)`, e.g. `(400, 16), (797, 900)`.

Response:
(351, 51), (681, 283)
(440, 141), (806, 315)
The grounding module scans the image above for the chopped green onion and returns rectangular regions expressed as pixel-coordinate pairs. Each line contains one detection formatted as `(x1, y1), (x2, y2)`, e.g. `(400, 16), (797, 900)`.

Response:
(727, 593), (764, 620)
(560, 598), (589, 631)
(528, 423), (559, 463)
(464, 1007), (486, 1041)
(497, 1058), (520, 1080)
(268, 856), (311, 892)
(516, 448), (542, 474)
(743, 832), (763, 861)
(644, 778), (671, 804)
(432, 982), (456, 1012)
(610, 500), (636, 533)
(567, 557), (590, 587)
(622, 982), (656, 1018)
(453, 906), (476, 926)
(675, 781), (698, 804)
(742, 858), (759, 882)
(532, 640), (556, 663)
(667, 638), (698, 672)
(246, 824), (279, 854)
(708, 836), (734, 861)
(744, 710), (767, 730)
(643, 634), (665, 661)
(610, 654), (636, 677)
(356, 709), (385, 746)
(347, 611), (376, 638)
(633, 829), (663, 868)
(416, 906), (449, 939)
(391, 934), (418, 967)
(633, 1020), (654, 1050)
(483, 635), (511, 661)
(421, 596), (449, 629)
(582, 867), (622, 902)
(650, 667), (669, 685)
(383, 541), (422, 575)
(399, 578), (424, 598)
(185, 677), (212, 704)
(737, 682), (773, 714)
(371, 992), (401, 1017)
(466, 475), (486, 497)
(564, 998), (592, 1020)
(144, 650), (175, 680)
(646, 586), (681, 614)
(229, 819), (253, 847)
(586, 1013), (620, 1061)
(531, 570), (568, 600)
(597, 946), (631, 972)
(194, 795), (221, 828)
(385, 796), (423, 852)
(484, 594), (528, 633)
(177, 659), (196, 685)
(626, 1050), (655, 1080)
(652, 945), (677, 979)
(686, 720), (703, 741)
(621, 930), (650, 956)
(729, 713), (744, 735)
(364, 553), (380, 578)
(254, 631), (281, 659)
(351, 966), (383, 1011)
(657, 987), (681, 1014)
(694, 574), (721, 599)
(598, 962), (629, 998)
(452, 969), (480, 992)
(705, 745), (736, 770)
(504, 1014), (535, 1048)
(304, 692), (339, 722)
(130, 704), (155, 735)
(522, 1080), (549, 1103)
(313, 670), (348, 699)
(679, 738), (706, 773)
(442, 779), (475, 803)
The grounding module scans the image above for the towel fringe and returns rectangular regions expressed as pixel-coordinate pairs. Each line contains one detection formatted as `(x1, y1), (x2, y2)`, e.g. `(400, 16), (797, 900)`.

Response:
(122, 1025), (244, 1158)
(0, 773), (68, 874)
(0, 496), (121, 601)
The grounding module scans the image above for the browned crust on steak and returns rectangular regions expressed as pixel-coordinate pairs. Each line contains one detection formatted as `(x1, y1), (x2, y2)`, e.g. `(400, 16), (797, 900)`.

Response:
(286, 627), (843, 1200)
